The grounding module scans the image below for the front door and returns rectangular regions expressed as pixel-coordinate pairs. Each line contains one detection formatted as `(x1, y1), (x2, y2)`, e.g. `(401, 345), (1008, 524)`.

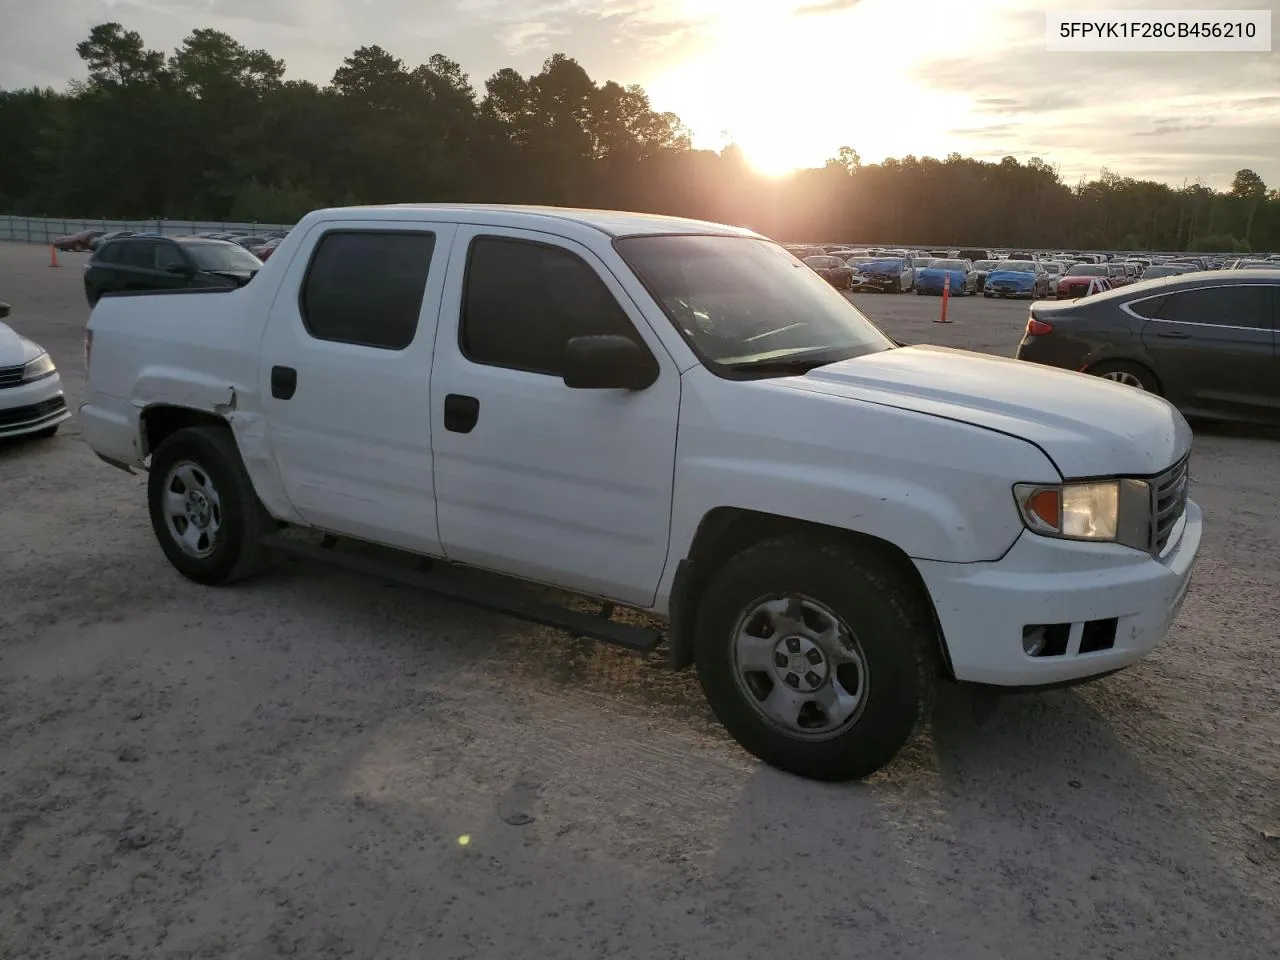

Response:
(259, 221), (456, 554)
(1140, 283), (1277, 418)
(429, 227), (680, 607)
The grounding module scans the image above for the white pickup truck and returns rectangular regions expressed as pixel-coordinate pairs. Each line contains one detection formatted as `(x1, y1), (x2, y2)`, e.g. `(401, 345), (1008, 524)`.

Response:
(80, 204), (1201, 781)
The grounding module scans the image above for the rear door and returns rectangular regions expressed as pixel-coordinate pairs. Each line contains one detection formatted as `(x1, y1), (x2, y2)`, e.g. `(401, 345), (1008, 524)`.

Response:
(259, 221), (457, 554)
(428, 226), (680, 606)
(1139, 283), (1276, 418)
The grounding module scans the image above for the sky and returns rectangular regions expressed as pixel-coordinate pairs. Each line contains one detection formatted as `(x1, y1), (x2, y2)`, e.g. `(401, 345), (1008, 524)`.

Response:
(1, 0), (1277, 188)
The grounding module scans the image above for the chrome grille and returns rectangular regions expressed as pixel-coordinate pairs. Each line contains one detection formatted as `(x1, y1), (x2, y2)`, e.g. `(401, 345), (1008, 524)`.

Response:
(0, 364), (24, 389)
(1150, 455), (1190, 554)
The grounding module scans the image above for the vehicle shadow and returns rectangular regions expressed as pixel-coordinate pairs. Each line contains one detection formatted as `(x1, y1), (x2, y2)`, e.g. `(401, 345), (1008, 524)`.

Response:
(702, 680), (1278, 959)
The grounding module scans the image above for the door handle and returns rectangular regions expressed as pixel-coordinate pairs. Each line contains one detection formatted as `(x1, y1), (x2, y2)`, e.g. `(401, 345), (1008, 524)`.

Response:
(1156, 331), (1191, 340)
(271, 365), (297, 399)
(443, 394), (480, 433)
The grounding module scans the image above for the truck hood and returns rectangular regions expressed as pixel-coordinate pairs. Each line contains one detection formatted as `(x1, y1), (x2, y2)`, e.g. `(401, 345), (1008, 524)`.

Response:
(782, 345), (1191, 478)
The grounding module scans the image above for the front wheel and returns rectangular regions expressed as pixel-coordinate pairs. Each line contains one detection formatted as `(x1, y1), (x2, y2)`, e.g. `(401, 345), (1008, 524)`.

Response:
(147, 425), (274, 585)
(693, 537), (938, 782)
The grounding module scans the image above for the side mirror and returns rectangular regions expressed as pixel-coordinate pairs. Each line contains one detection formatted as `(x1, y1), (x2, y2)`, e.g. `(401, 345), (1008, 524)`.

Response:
(0, 302), (9, 320)
(563, 335), (659, 391)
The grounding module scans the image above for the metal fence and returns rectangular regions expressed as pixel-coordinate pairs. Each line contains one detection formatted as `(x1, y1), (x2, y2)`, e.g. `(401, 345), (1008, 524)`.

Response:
(0, 215), (294, 244)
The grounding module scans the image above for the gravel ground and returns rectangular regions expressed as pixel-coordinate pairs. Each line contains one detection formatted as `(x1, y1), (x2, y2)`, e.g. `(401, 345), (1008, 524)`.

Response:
(1, 241), (1277, 959)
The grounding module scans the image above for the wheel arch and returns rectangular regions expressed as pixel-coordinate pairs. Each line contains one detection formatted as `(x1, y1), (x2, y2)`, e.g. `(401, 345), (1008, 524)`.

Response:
(667, 507), (955, 679)
(1083, 357), (1164, 396)
(139, 404), (229, 459)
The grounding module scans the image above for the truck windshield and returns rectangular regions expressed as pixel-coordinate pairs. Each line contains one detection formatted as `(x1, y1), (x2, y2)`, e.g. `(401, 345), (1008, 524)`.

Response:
(615, 235), (894, 376)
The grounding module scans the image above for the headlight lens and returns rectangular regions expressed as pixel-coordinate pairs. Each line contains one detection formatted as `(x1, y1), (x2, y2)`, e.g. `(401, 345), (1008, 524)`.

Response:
(22, 352), (56, 383)
(1014, 479), (1151, 547)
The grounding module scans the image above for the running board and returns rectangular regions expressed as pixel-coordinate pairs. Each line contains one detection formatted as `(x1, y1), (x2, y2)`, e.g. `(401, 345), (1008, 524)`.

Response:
(259, 534), (664, 653)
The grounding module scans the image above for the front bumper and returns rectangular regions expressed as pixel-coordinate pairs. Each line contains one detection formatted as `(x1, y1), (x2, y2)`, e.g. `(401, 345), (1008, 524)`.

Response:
(915, 499), (1202, 685)
(987, 285), (1034, 298)
(0, 374), (71, 439)
(861, 275), (901, 291)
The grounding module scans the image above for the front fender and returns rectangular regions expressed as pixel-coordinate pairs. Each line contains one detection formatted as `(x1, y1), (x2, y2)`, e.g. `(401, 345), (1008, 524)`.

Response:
(653, 367), (1062, 613)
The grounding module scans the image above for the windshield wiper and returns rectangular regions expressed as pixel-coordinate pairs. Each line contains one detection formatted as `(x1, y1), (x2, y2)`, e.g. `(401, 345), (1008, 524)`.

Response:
(721, 354), (844, 377)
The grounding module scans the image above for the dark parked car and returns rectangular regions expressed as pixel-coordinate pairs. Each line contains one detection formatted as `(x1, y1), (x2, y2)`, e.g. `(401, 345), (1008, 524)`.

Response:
(84, 236), (262, 307)
(1015, 271), (1279, 424)
(802, 255), (855, 290)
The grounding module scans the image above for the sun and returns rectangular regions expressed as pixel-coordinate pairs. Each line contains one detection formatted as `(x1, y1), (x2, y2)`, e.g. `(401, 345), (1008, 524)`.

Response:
(644, 0), (990, 175)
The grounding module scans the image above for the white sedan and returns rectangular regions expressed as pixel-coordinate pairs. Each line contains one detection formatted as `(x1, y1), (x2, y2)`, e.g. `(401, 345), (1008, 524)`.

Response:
(0, 302), (71, 441)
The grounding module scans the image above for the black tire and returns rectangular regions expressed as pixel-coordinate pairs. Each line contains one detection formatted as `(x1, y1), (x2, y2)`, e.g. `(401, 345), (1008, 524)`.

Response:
(147, 425), (273, 585)
(1087, 360), (1161, 395)
(34, 425), (58, 439)
(693, 537), (938, 782)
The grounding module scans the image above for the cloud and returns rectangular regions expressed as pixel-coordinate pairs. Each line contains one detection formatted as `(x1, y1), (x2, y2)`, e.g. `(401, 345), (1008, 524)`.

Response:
(495, 21), (569, 56)
(1134, 120), (1215, 138)
(909, 0), (1280, 186)
(973, 92), (1084, 115)
(794, 0), (864, 14)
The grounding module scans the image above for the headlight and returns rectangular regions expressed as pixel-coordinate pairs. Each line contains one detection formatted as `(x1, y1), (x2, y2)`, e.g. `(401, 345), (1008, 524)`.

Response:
(22, 352), (56, 383)
(1013, 479), (1151, 548)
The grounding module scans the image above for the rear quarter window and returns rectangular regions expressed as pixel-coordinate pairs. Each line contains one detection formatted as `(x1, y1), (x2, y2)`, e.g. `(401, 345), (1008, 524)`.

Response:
(1124, 295), (1168, 318)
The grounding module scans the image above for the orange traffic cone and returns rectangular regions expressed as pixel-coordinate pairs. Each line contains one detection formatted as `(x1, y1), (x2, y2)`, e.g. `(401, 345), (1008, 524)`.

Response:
(933, 272), (952, 323)
(49, 244), (59, 268)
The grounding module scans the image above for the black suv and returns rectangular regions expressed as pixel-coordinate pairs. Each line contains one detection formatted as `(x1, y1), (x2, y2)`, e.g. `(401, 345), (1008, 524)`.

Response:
(85, 236), (262, 307)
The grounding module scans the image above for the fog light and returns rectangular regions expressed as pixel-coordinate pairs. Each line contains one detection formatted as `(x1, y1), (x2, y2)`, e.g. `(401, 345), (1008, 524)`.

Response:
(1022, 625), (1047, 656)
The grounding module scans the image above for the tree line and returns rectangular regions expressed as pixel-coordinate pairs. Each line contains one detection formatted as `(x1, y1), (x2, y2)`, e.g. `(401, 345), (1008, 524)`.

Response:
(1, 21), (1277, 252)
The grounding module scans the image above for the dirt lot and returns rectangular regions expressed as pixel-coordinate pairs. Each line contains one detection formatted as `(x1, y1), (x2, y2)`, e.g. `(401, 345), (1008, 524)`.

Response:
(1, 241), (1277, 959)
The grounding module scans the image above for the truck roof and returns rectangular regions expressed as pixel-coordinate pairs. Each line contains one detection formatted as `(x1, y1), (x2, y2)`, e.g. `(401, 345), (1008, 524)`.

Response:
(304, 203), (759, 240)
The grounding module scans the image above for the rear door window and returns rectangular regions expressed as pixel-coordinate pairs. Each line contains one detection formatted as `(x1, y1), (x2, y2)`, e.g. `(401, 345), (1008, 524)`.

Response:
(299, 230), (436, 350)
(117, 241), (157, 269)
(1155, 285), (1269, 329)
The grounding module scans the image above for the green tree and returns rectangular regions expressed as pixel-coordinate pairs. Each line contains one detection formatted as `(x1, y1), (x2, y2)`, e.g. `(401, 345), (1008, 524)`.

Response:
(75, 22), (165, 87)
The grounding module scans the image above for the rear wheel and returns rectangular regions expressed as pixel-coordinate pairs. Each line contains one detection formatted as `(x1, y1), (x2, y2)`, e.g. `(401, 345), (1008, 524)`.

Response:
(693, 537), (938, 782)
(1088, 360), (1160, 394)
(147, 425), (273, 585)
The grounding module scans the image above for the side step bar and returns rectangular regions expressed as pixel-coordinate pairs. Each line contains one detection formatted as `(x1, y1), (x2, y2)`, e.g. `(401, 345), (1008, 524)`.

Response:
(258, 534), (664, 654)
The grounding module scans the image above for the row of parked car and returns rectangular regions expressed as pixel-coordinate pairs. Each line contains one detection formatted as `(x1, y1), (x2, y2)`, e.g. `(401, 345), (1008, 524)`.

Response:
(53, 227), (289, 261)
(787, 243), (1280, 301)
